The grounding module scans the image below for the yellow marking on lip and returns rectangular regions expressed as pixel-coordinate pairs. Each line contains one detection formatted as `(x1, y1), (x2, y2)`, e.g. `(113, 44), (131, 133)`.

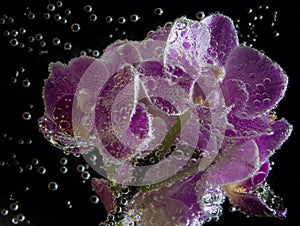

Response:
(232, 186), (247, 194)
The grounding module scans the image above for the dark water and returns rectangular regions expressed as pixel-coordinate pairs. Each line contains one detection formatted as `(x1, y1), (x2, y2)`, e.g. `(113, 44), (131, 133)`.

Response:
(0, 0), (299, 225)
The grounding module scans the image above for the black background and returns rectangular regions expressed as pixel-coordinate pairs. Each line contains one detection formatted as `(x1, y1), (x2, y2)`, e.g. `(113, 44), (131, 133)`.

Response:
(0, 0), (299, 226)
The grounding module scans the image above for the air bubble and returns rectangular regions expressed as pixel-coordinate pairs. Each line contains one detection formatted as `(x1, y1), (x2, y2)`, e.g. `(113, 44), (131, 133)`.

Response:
(84, 5), (92, 13)
(60, 166), (68, 174)
(52, 37), (61, 46)
(11, 30), (18, 37)
(59, 157), (68, 165)
(43, 13), (51, 19)
(22, 79), (30, 87)
(54, 14), (62, 21)
(105, 16), (113, 23)
(76, 164), (85, 172)
(64, 9), (71, 16)
(48, 182), (58, 191)
(19, 28), (26, 34)
(64, 42), (72, 50)
(35, 33), (43, 41)
(90, 195), (99, 204)
(118, 17), (126, 24)
(195, 11), (205, 20)
(92, 50), (100, 57)
(1, 208), (9, 216)
(37, 166), (46, 174)
(56, 1), (63, 7)
(89, 14), (97, 21)
(10, 38), (19, 47)
(71, 23), (80, 32)
(154, 8), (163, 16)
(60, 18), (68, 24)
(3, 30), (10, 36)
(81, 171), (90, 180)
(9, 202), (19, 211)
(22, 112), (31, 120)
(32, 158), (39, 165)
(27, 12), (35, 20)
(16, 213), (25, 222)
(11, 218), (18, 224)
(272, 31), (280, 37)
(47, 4), (55, 12)
(130, 14), (140, 22)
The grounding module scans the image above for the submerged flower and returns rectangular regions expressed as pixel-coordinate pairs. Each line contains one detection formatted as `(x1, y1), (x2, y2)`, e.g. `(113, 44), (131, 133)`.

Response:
(39, 13), (292, 225)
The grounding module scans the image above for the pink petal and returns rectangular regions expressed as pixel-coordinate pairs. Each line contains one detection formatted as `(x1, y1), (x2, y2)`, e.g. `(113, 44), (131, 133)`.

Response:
(164, 17), (210, 78)
(207, 139), (260, 185)
(224, 46), (288, 118)
(255, 118), (293, 163)
(91, 178), (116, 214)
(202, 14), (238, 67)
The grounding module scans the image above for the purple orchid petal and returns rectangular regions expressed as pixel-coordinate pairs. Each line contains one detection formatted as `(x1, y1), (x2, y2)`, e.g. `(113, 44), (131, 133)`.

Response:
(40, 56), (96, 152)
(221, 78), (249, 114)
(91, 178), (116, 214)
(224, 46), (288, 119)
(44, 56), (95, 118)
(243, 161), (270, 189)
(95, 64), (146, 159)
(128, 173), (212, 225)
(202, 14), (238, 67)
(164, 16), (210, 78)
(207, 139), (260, 185)
(101, 42), (142, 76)
(224, 162), (287, 218)
(255, 118), (293, 163)
(226, 112), (273, 139)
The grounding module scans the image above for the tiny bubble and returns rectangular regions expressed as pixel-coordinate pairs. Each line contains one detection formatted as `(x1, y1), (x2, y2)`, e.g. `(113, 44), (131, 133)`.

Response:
(59, 157), (68, 165)
(9, 202), (19, 211)
(48, 182), (58, 191)
(54, 14), (62, 21)
(60, 18), (68, 24)
(90, 195), (99, 204)
(84, 5), (92, 13)
(19, 28), (26, 34)
(27, 12), (35, 20)
(105, 16), (113, 23)
(71, 23), (80, 32)
(47, 4), (55, 12)
(17, 213), (26, 222)
(35, 33), (43, 41)
(22, 112), (31, 120)
(1, 208), (9, 216)
(22, 79), (30, 87)
(43, 13), (51, 19)
(11, 217), (18, 224)
(92, 50), (100, 57)
(195, 11), (205, 20)
(10, 38), (19, 47)
(52, 37), (61, 46)
(64, 9), (71, 16)
(37, 166), (46, 174)
(130, 14), (140, 22)
(118, 17), (126, 24)
(64, 42), (72, 50)
(60, 166), (68, 174)
(89, 14), (97, 21)
(272, 31), (280, 37)
(28, 36), (35, 43)
(154, 8), (163, 16)
(4, 30), (10, 36)
(56, 1), (63, 7)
